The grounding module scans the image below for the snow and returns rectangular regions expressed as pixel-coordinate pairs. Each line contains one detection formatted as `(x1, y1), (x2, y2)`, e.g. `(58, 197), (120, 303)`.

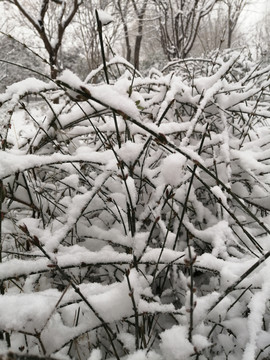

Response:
(0, 289), (60, 332)
(160, 325), (194, 360)
(117, 333), (136, 353)
(125, 350), (162, 360)
(0, 78), (55, 103)
(242, 276), (270, 360)
(124, 176), (137, 208)
(193, 55), (237, 93)
(0, 148), (114, 179)
(138, 299), (175, 313)
(58, 70), (140, 120)
(116, 141), (144, 164)
(97, 9), (113, 25)
(87, 83), (141, 120)
(161, 153), (186, 187)
(0, 247), (133, 282)
(88, 349), (102, 360)
(192, 334), (211, 352)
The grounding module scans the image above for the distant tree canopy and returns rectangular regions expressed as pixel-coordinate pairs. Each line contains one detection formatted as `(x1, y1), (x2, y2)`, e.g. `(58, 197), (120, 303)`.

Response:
(0, 0), (258, 80)
(2, 0), (83, 79)
(0, 35), (45, 92)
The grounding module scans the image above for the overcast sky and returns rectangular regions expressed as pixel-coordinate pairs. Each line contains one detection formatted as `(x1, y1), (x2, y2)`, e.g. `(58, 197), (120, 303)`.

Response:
(243, 0), (268, 26)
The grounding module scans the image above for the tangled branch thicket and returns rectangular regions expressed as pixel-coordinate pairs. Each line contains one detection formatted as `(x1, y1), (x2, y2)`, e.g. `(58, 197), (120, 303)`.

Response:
(1, 51), (270, 360)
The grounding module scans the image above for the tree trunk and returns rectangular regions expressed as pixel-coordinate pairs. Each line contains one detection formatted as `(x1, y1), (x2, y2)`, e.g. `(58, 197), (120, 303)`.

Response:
(117, 0), (132, 62)
(227, 4), (232, 48)
(133, 0), (147, 70)
(133, 19), (143, 69)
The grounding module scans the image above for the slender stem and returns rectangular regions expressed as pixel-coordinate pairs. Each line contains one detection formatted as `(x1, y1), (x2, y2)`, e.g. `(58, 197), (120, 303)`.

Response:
(126, 269), (140, 350)
(208, 250), (270, 314)
(187, 234), (194, 342)
(96, 9), (109, 84)
(173, 123), (209, 250)
(95, 9), (122, 148)
(20, 227), (120, 360)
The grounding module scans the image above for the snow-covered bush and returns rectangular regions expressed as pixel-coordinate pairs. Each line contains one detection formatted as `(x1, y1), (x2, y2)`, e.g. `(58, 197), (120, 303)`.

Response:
(1, 53), (270, 360)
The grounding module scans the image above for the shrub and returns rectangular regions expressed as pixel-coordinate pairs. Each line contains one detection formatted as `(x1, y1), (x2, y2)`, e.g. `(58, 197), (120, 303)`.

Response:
(1, 52), (270, 360)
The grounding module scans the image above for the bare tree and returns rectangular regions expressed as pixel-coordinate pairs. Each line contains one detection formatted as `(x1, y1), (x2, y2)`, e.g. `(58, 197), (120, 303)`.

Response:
(153, 0), (219, 60)
(194, 0), (248, 55)
(0, 34), (45, 91)
(223, 0), (247, 48)
(115, 0), (132, 62)
(3, 0), (83, 79)
(70, 1), (102, 75)
(251, 4), (270, 63)
(195, 8), (227, 54)
(131, 0), (148, 70)
(114, 0), (150, 70)
(68, 0), (120, 77)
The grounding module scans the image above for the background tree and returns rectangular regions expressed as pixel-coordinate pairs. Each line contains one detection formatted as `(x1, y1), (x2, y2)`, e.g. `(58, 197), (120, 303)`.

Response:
(2, 0), (83, 79)
(131, 0), (148, 70)
(222, 0), (247, 48)
(250, 3), (270, 64)
(193, 0), (248, 55)
(153, 0), (219, 60)
(114, 0), (132, 63)
(114, 0), (150, 70)
(66, 0), (121, 78)
(0, 34), (45, 92)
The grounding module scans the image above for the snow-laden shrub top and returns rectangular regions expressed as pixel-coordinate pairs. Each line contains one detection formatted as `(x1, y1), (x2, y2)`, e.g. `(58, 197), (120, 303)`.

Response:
(1, 52), (270, 360)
